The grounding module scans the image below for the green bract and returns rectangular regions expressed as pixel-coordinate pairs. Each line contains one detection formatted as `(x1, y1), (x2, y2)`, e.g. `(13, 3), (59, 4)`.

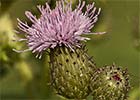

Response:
(49, 45), (96, 99)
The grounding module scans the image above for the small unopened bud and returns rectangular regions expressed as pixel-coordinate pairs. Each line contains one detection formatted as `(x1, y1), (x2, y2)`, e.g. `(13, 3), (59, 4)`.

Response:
(90, 64), (130, 100)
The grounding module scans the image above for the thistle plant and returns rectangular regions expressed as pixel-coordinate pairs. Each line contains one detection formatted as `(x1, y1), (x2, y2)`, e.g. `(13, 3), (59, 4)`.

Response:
(90, 64), (130, 100)
(13, 0), (134, 99)
(14, 0), (105, 99)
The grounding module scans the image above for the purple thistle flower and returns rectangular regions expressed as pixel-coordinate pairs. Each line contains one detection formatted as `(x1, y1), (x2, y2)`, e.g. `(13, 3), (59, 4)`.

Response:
(15, 0), (105, 57)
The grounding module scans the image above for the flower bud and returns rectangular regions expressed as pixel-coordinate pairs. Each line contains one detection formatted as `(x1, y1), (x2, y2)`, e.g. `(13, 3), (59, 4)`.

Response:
(90, 64), (130, 100)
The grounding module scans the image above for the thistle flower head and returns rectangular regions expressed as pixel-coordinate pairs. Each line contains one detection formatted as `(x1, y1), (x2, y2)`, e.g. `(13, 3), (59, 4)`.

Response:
(16, 0), (105, 56)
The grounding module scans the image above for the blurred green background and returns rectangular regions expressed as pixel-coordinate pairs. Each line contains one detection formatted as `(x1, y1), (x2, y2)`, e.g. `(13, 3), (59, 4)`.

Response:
(0, 0), (139, 100)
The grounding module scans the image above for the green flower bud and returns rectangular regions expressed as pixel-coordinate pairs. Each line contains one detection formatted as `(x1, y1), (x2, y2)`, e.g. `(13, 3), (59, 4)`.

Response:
(49, 45), (96, 99)
(90, 64), (130, 100)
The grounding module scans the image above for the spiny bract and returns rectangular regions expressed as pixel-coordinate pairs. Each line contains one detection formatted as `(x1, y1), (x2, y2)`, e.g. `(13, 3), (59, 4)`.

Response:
(49, 45), (96, 99)
(90, 64), (130, 100)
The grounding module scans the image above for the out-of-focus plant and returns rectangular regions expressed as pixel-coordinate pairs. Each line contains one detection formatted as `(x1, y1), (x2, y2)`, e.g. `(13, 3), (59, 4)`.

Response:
(129, 87), (140, 100)
(0, 14), (35, 100)
(32, 0), (51, 5)
(132, 16), (140, 52)
(0, 0), (17, 16)
(0, 14), (21, 78)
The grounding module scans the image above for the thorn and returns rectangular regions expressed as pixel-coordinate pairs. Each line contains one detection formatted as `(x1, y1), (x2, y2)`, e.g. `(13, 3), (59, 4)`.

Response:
(88, 56), (93, 61)
(112, 62), (116, 66)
